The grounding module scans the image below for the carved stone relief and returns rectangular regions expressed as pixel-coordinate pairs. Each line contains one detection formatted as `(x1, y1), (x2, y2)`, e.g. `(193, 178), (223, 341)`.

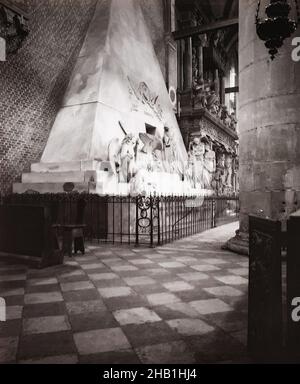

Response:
(127, 77), (164, 121)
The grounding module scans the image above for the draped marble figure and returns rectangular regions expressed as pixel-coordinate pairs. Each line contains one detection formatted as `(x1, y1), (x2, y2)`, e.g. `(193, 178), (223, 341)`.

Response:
(203, 143), (216, 189)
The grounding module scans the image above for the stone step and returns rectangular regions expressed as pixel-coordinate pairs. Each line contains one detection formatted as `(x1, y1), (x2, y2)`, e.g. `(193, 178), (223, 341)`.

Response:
(31, 160), (94, 173)
(13, 181), (129, 196)
(30, 161), (113, 173)
(22, 171), (86, 184)
(13, 182), (92, 194)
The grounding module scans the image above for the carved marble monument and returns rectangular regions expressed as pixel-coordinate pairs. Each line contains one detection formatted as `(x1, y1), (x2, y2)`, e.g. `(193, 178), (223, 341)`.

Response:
(13, 0), (204, 196)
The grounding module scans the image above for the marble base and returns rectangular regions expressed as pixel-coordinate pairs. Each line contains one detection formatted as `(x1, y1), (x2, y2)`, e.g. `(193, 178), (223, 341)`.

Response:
(14, 160), (120, 195)
(13, 182), (93, 194)
(13, 161), (211, 197)
(223, 230), (249, 256)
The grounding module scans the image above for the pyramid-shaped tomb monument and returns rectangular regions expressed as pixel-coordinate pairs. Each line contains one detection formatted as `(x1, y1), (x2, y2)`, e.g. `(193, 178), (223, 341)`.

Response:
(14, 0), (197, 195)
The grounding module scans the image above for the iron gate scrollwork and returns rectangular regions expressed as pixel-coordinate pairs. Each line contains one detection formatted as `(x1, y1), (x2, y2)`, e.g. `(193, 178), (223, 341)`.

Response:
(136, 195), (160, 247)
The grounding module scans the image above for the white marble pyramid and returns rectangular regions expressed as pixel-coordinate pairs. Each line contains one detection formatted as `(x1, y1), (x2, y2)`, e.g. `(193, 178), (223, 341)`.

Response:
(14, 0), (196, 195)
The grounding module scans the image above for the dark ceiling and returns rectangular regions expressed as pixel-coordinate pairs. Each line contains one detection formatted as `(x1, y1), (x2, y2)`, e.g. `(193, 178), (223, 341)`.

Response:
(176, 0), (238, 23)
(176, 0), (238, 56)
(198, 0), (238, 21)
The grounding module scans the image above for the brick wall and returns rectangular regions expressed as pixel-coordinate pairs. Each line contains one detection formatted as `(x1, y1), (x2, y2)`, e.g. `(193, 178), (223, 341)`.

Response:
(0, 0), (167, 195)
(0, 0), (98, 195)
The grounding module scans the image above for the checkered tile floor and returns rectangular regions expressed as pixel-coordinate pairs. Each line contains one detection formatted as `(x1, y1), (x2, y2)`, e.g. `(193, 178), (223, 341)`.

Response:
(0, 222), (250, 364)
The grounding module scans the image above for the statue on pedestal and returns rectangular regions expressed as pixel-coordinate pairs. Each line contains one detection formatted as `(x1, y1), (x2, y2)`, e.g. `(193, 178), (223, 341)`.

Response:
(203, 143), (216, 189)
(162, 126), (177, 172)
(188, 137), (205, 188)
(213, 152), (226, 195)
(224, 154), (233, 193)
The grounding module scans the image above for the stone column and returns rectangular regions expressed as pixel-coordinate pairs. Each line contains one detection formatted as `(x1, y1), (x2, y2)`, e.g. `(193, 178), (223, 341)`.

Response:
(183, 37), (193, 89)
(196, 44), (203, 78)
(220, 75), (225, 105)
(164, 0), (177, 90)
(0, 37), (5, 61)
(178, 39), (185, 91)
(214, 69), (220, 96)
(226, 0), (300, 255)
(232, 156), (238, 194)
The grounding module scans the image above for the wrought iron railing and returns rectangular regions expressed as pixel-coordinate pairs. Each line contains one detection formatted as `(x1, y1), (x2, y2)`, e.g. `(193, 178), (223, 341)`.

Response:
(1, 193), (239, 247)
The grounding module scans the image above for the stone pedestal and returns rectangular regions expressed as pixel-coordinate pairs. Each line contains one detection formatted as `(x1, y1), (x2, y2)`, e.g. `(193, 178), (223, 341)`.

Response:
(13, 160), (207, 196)
(226, 0), (300, 255)
(13, 160), (122, 195)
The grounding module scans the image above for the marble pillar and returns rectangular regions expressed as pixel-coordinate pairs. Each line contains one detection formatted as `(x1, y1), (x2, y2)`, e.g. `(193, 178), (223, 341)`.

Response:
(226, 0), (300, 255)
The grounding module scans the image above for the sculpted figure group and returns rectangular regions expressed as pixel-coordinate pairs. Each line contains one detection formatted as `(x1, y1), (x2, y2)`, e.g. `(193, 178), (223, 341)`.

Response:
(188, 137), (216, 189)
(107, 124), (236, 195)
(193, 77), (237, 131)
(187, 136), (235, 194)
(108, 126), (183, 194)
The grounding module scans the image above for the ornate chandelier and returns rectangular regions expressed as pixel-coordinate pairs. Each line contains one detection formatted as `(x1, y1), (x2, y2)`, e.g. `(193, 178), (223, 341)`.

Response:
(255, 0), (299, 60)
(0, 1), (29, 57)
